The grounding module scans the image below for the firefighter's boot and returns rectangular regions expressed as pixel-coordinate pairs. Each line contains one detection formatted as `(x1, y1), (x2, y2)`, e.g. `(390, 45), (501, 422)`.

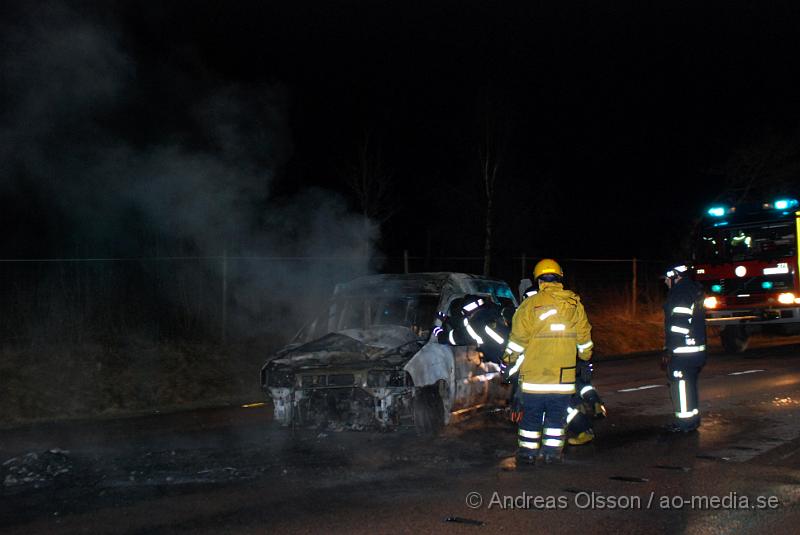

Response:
(515, 451), (537, 466)
(542, 452), (564, 464)
(567, 429), (594, 446)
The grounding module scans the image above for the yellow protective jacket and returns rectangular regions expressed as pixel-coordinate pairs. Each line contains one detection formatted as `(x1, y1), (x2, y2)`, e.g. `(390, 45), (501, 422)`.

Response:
(504, 281), (593, 394)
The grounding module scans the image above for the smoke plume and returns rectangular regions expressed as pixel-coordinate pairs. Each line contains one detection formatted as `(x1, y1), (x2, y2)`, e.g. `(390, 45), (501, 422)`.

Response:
(0, 1), (379, 342)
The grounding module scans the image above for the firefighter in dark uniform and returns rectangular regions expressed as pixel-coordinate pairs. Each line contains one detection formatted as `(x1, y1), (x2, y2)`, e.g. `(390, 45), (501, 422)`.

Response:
(435, 295), (512, 362)
(463, 303), (513, 366)
(436, 295), (522, 417)
(504, 259), (593, 464)
(663, 263), (707, 432)
(566, 360), (607, 445)
(433, 296), (473, 345)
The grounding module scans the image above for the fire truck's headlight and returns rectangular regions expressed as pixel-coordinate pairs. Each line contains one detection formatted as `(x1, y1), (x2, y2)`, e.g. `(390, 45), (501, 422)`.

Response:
(703, 296), (718, 309)
(778, 293), (796, 304)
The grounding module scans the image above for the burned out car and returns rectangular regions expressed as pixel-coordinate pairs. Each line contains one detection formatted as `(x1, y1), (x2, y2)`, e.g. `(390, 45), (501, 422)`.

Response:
(260, 273), (517, 432)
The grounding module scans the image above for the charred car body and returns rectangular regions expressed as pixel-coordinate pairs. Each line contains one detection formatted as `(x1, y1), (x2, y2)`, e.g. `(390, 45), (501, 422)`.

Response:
(261, 273), (517, 432)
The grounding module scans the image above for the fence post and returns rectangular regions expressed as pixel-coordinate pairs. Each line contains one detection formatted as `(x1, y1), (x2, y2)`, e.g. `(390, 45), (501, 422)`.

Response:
(631, 257), (638, 318)
(222, 250), (228, 344)
(403, 249), (409, 274)
(425, 230), (431, 271)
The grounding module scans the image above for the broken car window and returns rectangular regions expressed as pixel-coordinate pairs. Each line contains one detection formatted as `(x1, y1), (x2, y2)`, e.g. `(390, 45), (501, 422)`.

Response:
(308, 294), (440, 338)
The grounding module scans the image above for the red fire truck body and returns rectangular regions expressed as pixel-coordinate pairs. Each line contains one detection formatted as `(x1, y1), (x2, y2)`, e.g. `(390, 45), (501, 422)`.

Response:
(693, 199), (800, 352)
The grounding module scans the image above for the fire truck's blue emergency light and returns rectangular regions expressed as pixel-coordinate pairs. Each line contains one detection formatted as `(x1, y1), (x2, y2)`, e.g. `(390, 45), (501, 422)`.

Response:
(707, 206), (726, 217)
(711, 284), (722, 293)
(762, 281), (774, 290)
(774, 199), (798, 210)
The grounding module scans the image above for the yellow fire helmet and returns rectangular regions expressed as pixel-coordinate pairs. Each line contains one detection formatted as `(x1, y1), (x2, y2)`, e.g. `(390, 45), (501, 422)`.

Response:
(533, 258), (564, 280)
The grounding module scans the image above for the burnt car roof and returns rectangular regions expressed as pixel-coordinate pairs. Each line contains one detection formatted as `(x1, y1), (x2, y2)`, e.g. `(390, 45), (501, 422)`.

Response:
(333, 272), (509, 297)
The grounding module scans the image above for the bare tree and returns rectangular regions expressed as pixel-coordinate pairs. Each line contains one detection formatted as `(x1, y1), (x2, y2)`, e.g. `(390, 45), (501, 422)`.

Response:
(477, 99), (506, 276)
(344, 132), (394, 223)
(342, 131), (395, 261)
(479, 122), (500, 276)
(713, 129), (800, 204)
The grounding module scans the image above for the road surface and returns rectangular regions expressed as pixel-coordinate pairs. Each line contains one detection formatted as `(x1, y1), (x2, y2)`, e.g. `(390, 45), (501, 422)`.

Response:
(2, 340), (800, 534)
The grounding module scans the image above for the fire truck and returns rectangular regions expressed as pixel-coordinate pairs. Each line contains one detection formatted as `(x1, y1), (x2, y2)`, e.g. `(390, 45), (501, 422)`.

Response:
(693, 198), (800, 353)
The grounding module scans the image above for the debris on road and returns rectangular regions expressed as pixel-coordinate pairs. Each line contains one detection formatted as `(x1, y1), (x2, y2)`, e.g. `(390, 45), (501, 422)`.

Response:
(2, 449), (72, 487)
(563, 487), (594, 494)
(608, 476), (649, 483)
(444, 516), (484, 526)
(696, 454), (731, 462)
(653, 465), (691, 472)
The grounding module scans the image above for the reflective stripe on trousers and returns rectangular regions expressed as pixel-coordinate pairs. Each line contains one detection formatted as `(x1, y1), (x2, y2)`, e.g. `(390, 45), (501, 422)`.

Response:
(669, 365), (701, 429)
(566, 402), (591, 434)
(518, 392), (570, 457)
(518, 426), (541, 450)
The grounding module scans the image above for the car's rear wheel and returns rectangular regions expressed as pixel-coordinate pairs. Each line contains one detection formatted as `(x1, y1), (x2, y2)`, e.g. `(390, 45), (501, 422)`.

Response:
(720, 325), (749, 354)
(413, 381), (445, 435)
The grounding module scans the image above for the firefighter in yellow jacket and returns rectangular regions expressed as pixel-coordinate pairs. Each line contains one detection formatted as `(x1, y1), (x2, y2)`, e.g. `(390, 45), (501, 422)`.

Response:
(504, 259), (593, 465)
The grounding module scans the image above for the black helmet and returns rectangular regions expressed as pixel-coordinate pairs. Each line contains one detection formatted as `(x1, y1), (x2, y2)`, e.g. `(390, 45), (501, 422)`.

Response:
(446, 296), (467, 318)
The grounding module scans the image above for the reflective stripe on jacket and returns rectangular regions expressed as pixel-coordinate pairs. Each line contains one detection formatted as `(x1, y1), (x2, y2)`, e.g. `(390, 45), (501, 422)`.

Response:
(663, 277), (707, 359)
(505, 281), (593, 393)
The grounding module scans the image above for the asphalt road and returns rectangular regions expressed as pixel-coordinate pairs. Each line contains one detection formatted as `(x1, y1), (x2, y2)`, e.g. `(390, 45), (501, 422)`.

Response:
(2, 339), (800, 534)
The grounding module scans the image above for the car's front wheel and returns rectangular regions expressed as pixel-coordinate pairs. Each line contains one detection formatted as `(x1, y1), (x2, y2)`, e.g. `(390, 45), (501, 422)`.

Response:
(413, 381), (445, 435)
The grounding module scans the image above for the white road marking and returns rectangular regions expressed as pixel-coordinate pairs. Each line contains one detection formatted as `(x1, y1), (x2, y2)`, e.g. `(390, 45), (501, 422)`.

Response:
(727, 369), (766, 376)
(614, 370), (766, 393)
(617, 384), (665, 393)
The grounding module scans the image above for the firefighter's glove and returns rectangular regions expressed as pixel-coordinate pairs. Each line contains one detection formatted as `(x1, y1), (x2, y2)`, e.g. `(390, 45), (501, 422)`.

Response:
(510, 391), (523, 423)
(595, 402), (607, 419)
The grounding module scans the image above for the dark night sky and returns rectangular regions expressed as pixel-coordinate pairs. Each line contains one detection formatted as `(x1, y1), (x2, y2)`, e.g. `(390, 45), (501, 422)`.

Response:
(3, 0), (800, 265)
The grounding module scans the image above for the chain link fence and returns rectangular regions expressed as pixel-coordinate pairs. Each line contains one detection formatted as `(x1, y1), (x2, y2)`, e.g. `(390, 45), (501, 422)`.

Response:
(384, 253), (667, 315)
(0, 256), (370, 346)
(0, 253), (667, 346)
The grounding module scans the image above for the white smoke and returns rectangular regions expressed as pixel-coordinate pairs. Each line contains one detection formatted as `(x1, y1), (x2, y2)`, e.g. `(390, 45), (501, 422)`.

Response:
(0, 1), (379, 340)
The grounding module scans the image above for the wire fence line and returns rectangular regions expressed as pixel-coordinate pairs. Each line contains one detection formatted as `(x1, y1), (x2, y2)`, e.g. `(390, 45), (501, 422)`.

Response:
(384, 252), (666, 316)
(0, 254), (666, 345)
(0, 256), (376, 262)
